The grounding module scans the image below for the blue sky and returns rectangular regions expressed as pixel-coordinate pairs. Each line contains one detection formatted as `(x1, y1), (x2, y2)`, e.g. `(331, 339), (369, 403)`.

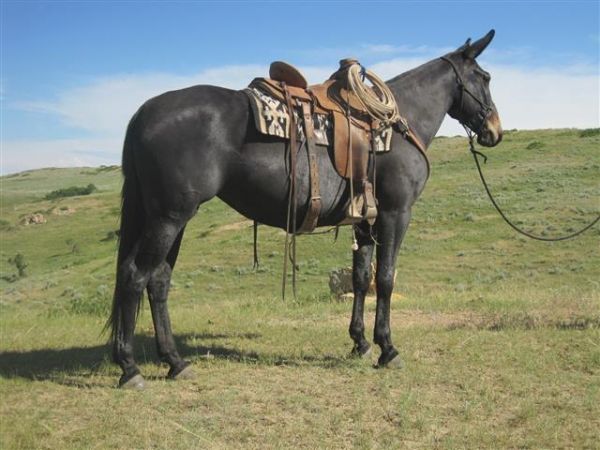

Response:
(1, 1), (599, 174)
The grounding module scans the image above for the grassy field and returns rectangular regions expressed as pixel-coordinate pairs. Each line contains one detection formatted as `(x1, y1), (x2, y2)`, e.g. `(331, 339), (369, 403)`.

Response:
(1, 129), (599, 449)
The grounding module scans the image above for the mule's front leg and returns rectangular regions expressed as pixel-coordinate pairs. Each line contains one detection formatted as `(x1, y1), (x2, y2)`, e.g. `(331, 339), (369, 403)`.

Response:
(349, 224), (375, 358)
(374, 209), (411, 368)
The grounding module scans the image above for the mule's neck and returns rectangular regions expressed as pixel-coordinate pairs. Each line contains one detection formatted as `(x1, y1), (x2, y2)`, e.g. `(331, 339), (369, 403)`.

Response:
(387, 58), (457, 148)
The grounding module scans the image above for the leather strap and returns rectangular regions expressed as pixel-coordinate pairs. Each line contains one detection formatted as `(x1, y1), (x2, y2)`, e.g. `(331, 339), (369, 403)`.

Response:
(407, 129), (427, 155)
(282, 83), (298, 299)
(283, 84), (298, 234)
(298, 101), (322, 233)
(394, 119), (430, 180)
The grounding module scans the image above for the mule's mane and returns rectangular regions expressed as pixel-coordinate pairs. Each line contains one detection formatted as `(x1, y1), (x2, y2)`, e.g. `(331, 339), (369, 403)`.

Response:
(383, 53), (463, 149)
(386, 56), (448, 85)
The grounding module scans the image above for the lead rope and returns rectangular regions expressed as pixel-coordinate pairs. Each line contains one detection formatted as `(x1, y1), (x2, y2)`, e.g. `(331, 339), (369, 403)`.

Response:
(466, 127), (600, 241)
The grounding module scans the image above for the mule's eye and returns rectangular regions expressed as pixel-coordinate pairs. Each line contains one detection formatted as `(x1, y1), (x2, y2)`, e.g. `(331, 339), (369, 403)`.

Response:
(476, 69), (491, 82)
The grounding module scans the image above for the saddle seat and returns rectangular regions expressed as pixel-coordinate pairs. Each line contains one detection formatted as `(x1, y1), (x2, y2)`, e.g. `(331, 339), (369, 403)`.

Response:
(252, 59), (380, 182)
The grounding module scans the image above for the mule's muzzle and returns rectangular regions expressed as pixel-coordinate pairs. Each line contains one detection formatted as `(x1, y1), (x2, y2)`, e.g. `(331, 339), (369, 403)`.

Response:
(477, 111), (503, 147)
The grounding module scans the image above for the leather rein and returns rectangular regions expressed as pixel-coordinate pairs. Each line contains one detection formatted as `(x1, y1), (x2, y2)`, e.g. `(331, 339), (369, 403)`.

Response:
(441, 57), (600, 241)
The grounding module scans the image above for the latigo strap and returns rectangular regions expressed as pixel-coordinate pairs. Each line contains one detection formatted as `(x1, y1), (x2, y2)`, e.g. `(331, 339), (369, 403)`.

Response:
(298, 101), (322, 233)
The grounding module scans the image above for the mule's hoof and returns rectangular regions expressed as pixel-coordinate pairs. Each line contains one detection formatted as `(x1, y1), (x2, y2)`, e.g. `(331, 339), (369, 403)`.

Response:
(376, 349), (403, 369)
(350, 344), (372, 359)
(386, 353), (404, 369)
(168, 364), (195, 381)
(119, 373), (146, 390)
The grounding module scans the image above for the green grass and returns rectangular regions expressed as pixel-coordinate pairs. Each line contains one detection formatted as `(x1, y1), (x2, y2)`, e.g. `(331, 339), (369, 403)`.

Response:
(1, 130), (599, 449)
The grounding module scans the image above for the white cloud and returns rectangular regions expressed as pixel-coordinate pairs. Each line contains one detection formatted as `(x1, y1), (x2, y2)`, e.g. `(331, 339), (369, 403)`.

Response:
(370, 57), (432, 78)
(485, 64), (599, 130)
(1, 137), (123, 175)
(2, 57), (598, 175)
(16, 65), (268, 136)
(295, 43), (452, 63)
(360, 44), (452, 55)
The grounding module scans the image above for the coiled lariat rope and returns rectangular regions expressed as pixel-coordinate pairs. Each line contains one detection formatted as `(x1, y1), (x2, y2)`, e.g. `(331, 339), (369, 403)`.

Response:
(346, 64), (400, 126)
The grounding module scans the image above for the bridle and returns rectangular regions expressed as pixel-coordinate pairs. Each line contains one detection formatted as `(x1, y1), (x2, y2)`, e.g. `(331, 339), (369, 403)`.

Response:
(440, 56), (493, 135)
(440, 56), (600, 241)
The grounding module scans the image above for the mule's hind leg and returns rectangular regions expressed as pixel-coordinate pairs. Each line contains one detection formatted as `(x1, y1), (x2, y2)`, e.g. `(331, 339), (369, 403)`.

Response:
(147, 228), (193, 380)
(349, 223), (375, 358)
(113, 218), (185, 388)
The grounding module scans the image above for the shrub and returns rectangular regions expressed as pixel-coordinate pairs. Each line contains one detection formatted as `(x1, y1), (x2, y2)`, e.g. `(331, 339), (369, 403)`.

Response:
(95, 165), (120, 173)
(4, 253), (28, 281)
(68, 284), (111, 316)
(66, 238), (81, 254)
(101, 230), (119, 242)
(526, 141), (545, 150)
(579, 128), (600, 138)
(45, 183), (97, 200)
(51, 285), (112, 317)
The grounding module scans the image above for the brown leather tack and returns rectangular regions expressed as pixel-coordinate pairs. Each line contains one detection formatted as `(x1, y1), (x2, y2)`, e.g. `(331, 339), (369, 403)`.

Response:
(298, 101), (322, 233)
(247, 60), (427, 229)
(269, 61), (308, 89)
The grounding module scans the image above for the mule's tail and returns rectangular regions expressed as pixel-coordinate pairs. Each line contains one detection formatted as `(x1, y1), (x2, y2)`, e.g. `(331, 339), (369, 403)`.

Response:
(105, 120), (145, 344)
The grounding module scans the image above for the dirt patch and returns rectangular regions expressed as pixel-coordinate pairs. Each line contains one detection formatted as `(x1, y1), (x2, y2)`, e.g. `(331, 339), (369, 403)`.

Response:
(338, 292), (404, 303)
(469, 313), (600, 331)
(418, 230), (457, 241)
(391, 309), (480, 329)
(281, 307), (481, 330)
(51, 206), (76, 216)
(214, 220), (253, 233)
(318, 307), (600, 332)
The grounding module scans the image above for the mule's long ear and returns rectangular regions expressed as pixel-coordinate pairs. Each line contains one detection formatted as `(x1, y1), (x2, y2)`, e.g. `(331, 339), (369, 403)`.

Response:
(464, 29), (495, 59)
(456, 38), (472, 53)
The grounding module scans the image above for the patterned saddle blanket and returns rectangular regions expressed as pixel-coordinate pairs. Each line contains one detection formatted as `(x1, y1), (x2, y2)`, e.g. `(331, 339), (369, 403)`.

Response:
(243, 84), (393, 153)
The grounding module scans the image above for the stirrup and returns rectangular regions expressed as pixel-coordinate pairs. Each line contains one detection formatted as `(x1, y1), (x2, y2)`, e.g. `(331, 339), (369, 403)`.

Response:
(341, 181), (378, 225)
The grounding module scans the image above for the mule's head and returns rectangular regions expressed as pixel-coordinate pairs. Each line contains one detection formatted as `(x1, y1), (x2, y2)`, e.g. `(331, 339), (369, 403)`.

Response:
(445, 30), (503, 147)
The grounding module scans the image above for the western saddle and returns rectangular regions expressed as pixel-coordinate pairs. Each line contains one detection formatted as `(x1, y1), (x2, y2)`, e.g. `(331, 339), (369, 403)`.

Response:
(246, 59), (424, 234)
